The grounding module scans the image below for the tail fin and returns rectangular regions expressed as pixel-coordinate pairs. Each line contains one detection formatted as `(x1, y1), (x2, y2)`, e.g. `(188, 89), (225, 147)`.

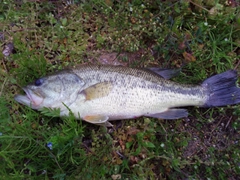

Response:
(202, 70), (240, 107)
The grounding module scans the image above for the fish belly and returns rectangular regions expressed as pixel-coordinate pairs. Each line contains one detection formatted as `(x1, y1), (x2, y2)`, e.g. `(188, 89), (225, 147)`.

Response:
(73, 85), (205, 120)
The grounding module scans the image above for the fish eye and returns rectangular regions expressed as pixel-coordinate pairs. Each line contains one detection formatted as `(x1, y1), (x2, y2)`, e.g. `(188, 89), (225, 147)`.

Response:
(35, 78), (44, 86)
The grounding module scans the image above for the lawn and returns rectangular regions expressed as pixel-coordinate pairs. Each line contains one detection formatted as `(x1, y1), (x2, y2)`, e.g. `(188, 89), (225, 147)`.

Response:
(0, 0), (240, 179)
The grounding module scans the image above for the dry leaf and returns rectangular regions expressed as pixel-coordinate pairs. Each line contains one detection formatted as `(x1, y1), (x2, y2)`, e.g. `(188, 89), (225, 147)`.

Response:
(183, 51), (196, 62)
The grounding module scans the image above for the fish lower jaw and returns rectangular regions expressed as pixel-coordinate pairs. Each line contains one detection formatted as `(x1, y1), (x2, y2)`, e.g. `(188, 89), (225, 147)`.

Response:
(14, 95), (37, 109)
(14, 92), (44, 110)
(23, 88), (44, 107)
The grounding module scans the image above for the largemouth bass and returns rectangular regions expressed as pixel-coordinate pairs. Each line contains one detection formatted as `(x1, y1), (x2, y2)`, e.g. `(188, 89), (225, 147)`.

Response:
(14, 65), (240, 126)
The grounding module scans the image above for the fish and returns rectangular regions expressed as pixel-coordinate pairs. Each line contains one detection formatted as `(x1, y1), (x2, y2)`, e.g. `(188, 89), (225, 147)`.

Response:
(14, 64), (240, 127)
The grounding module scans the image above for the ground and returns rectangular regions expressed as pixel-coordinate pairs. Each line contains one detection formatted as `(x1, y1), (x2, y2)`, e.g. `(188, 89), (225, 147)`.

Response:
(0, 0), (240, 179)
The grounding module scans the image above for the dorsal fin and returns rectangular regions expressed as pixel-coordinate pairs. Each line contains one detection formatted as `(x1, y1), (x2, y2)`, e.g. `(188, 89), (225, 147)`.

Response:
(147, 68), (181, 79)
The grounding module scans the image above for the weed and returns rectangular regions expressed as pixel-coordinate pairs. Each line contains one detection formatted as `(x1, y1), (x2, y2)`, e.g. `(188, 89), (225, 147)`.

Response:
(0, 0), (240, 179)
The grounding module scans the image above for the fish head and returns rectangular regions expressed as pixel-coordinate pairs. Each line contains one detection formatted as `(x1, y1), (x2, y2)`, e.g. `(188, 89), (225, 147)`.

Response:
(14, 70), (85, 110)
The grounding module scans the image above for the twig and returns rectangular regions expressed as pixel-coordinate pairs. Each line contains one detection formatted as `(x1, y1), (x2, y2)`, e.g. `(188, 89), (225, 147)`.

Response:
(225, 116), (232, 130)
(0, 76), (7, 97)
(189, 0), (210, 13)
(234, 59), (240, 70)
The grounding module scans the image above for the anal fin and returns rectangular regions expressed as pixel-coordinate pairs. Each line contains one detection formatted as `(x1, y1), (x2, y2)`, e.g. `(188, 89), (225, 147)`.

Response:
(145, 108), (188, 119)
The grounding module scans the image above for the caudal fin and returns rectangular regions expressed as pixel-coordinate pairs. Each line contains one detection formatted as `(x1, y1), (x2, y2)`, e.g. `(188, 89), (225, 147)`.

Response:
(202, 70), (240, 107)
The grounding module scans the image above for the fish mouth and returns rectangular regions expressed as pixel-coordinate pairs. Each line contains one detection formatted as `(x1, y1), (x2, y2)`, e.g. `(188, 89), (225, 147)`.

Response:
(14, 88), (44, 109)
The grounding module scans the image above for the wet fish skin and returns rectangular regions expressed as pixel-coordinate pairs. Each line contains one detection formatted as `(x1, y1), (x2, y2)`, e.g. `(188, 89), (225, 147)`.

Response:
(14, 65), (240, 126)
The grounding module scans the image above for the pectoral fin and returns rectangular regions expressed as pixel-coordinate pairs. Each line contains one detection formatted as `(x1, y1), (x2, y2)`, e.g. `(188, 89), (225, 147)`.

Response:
(83, 115), (113, 127)
(146, 108), (188, 119)
(80, 82), (113, 101)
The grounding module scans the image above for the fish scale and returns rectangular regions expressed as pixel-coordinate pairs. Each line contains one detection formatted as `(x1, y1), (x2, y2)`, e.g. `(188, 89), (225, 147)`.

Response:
(15, 64), (240, 126)
(68, 65), (207, 122)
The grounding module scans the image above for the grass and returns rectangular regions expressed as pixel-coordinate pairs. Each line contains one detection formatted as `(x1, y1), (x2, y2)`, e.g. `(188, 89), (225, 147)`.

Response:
(0, 0), (240, 179)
